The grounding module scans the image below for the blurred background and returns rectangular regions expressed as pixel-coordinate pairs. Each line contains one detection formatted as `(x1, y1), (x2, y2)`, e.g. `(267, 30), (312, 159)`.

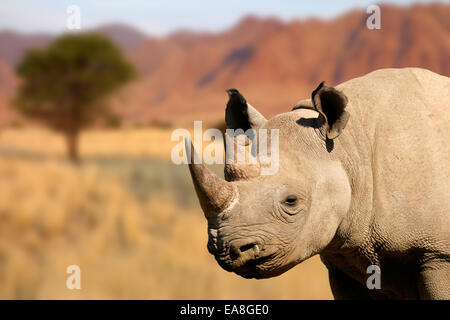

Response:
(0, 0), (449, 299)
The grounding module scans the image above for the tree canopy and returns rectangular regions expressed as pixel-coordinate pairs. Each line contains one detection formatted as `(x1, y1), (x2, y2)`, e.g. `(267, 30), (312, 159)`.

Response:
(13, 33), (135, 160)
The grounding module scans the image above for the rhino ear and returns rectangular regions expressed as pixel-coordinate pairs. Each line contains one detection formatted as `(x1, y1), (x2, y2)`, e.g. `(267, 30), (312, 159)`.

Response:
(225, 89), (267, 131)
(312, 82), (350, 139)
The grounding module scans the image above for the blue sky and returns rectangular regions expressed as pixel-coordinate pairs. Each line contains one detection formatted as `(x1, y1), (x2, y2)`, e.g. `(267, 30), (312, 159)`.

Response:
(0, 0), (444, 35)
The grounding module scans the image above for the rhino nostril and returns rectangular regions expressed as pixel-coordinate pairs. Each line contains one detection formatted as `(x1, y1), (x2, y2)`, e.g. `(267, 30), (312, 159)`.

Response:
(240, 243), (256, 253)
(229, 242), (258, 260)
(230, 244), (240, 260)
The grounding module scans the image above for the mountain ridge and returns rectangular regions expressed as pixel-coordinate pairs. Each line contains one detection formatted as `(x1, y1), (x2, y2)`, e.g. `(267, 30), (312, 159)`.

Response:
(0, 3), (449, 126)
(115, 2), (450, 124)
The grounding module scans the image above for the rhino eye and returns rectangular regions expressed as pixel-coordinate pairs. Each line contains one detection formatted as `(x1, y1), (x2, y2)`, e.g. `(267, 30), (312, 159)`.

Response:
(284, 196), (298, 206)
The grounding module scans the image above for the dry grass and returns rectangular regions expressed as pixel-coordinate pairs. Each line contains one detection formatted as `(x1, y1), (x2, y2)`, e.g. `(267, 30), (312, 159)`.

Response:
(0, 127), (332, 299)
(0, 127), (177, 160)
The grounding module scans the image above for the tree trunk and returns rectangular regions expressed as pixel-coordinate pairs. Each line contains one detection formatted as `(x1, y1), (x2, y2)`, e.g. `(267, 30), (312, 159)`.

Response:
(66, 130), (79, 163)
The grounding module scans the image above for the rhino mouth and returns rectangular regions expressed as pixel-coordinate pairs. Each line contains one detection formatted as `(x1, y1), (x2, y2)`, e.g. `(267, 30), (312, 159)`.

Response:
(231, 254), (278, 279)
(207, 235), (285, 278)
(215, 250), (279, 279)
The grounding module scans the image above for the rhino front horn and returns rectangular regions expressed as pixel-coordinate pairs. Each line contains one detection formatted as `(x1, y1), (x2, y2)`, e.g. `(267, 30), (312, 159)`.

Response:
(185, 137), (235, 218)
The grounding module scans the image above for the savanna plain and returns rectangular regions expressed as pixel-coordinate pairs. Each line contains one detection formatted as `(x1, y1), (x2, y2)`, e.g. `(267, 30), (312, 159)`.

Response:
(0, 126), (332, 299)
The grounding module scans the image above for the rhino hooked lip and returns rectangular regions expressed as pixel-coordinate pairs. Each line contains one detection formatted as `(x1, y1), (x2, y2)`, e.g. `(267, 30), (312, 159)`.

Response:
(219, 252), (279, 279)
(208, 237), (279, 278)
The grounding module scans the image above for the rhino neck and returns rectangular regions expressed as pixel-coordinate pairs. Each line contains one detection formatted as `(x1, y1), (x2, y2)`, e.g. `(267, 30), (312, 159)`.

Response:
(321, 99), (378, 266)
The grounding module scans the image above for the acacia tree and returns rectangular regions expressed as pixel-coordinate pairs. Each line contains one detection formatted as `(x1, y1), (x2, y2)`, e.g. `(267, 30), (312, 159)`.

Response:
(13, 33), (135, 162)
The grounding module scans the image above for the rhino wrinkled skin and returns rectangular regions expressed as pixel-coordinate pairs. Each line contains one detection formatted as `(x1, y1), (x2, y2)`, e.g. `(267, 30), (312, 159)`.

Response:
(186, 68), (450, 299)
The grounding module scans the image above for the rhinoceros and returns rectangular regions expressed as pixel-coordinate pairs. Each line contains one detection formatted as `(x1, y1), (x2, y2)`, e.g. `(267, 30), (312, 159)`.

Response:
(186, 68), (450, 299)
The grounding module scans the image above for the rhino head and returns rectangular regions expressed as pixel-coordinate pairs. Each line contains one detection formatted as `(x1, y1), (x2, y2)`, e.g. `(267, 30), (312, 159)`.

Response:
(187, 83), (352, 279)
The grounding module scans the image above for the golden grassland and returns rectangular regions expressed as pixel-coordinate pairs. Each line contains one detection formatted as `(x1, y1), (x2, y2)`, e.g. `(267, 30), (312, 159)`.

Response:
(0, 127), (332, 299)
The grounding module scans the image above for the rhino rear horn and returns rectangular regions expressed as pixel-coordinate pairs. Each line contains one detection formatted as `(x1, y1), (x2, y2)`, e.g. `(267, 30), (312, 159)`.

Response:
(224, 89), (265, 181)
(224, 132), (260, 181)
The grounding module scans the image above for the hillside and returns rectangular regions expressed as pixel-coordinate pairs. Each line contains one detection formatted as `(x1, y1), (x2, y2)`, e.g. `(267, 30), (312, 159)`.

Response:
(116, 2), (450, 124)
(0, 3), (449, 126)
(0, 31), (52, 67)
(0, 24), (149, 67)
(89, 23), (150, 52)
(0, 58), (17, 126)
